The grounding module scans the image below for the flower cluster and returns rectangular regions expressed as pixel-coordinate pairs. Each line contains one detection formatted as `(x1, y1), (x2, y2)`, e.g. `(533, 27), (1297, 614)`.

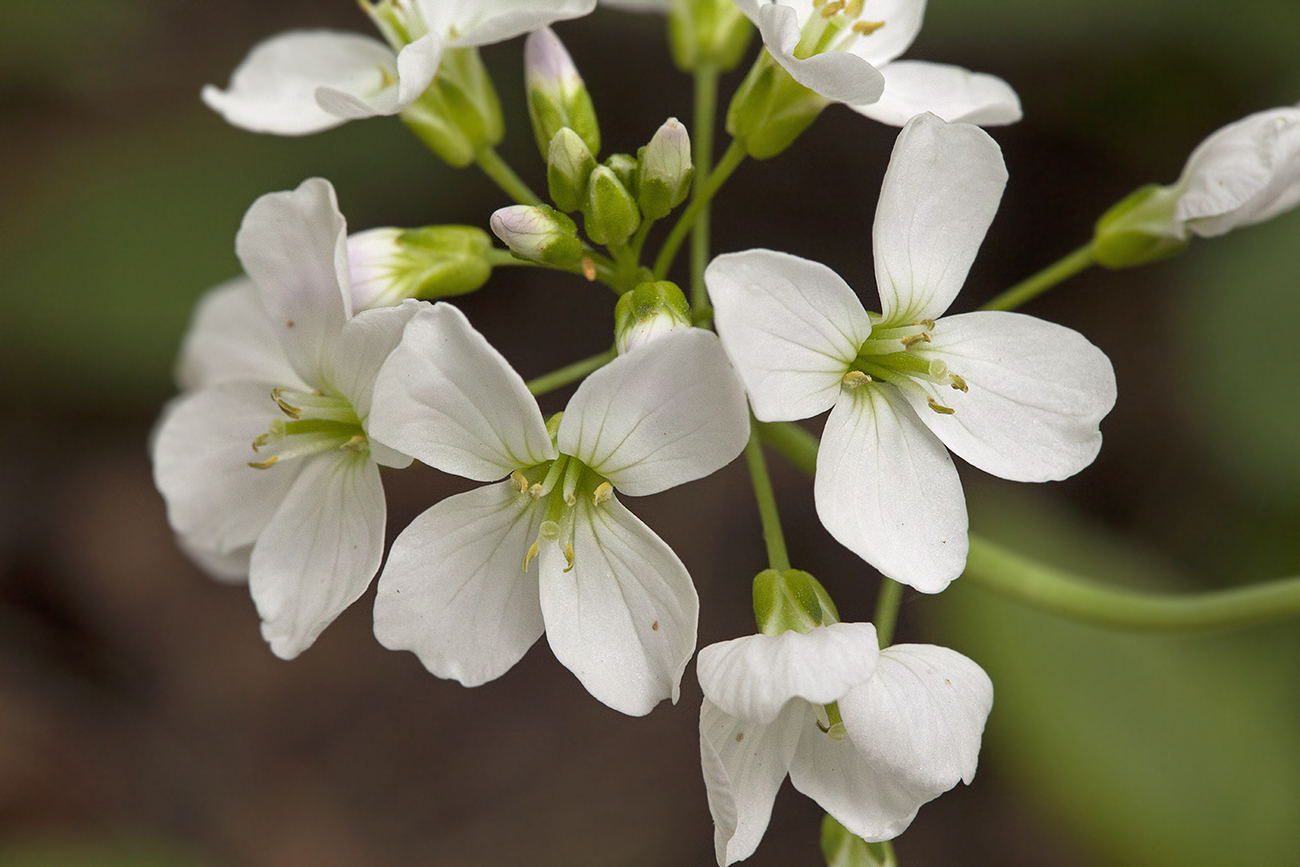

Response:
(153, 1), (1300, 863)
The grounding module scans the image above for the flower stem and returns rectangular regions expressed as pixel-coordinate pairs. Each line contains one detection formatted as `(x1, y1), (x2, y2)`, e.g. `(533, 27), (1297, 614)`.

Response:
(652, 138), (746, 281)
(873, 579), (904, 648)
(745, 426), (791, 571)
(689, 63), (720, 317)
(980, 243), (1095, 312)
(526, 346), (616, 396)
(475, 147), (543, 207)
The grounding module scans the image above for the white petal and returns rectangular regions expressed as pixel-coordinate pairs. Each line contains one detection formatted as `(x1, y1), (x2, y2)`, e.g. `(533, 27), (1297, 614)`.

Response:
(851, 61), (1022, 127)
(538, 494), (698, 716)
(177, 536), (251, 585)
(328, 299), (423, 421)
(236, 178), (352, 385)
(152, 383), (304, 553)
(558, 329), (750, 497)
(697, 623), (880, 724)
(599, 0), (670, 11)
(429, 0), (599, 47)
(249, 452), (385, 660)
(901, 312), (1116, 482)
(368, 303), (556, 480)
(840, 644), (993, 792)
(175, 278), (307, 392)
(754, 3), (884, 107)
(840, 0), (926, 67)
(373, 482), (547, 686)
(788, 719), (929, 843)
(815, 385), (967, 593)
(315, 32), (442, 120)
(700, 698), (807, 866)
(706, 250), (870, 422)
(201, 31), (398, 134)
(873, 113), (1007, 324)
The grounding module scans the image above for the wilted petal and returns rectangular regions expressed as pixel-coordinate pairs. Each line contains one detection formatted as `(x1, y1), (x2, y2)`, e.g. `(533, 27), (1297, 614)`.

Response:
(175, 278), (306, 392)
(839, 644), (993, 792)
(373, 482), (547, 686)
(753, 3), (884, 107)
(368, 303), (556, 481)
(697, 623), (880, 724)
(873, 113), (1006, 324)
(707, 249), (871, 422)
(815, 385), (967, 593)
(315, 32), (442, 120)
(538, 494), (697, 716)
(236, 178), (352, 385)
(201, 31), (398, 134)
(558, 329), (749, 497)
(701, 698), (807, 866)
(249, 452), (385, 660)
(852, 60), (1022, 127)
(902, 311), (1116, 482)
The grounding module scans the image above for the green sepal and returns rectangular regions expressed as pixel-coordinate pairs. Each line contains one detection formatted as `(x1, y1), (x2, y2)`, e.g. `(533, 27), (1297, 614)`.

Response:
(614, 281), (691, 353)
(727, 51), (829, 160)
(753, 568), (840, 636)
(548, 128), (598, 213)
(821, 815), (896, 867)
(583, 165), (641, 247)
(605, 153), (639, 194)
(400, 48), (504, 167)
(1092, 183), (1189, 268)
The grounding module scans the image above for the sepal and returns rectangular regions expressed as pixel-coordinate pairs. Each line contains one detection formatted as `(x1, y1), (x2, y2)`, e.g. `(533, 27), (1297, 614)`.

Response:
(490, 205), (584, 269)
(583, 165), (641, 246)
(548, 127), (598, 213)
(753, 568), (840, 636)
(614, 280), (692, 354)
(669, 0), (753, 73)
(1092, 183), (1188, 268)
(727, 52), (829, 160)
(400, 47), (503, 167)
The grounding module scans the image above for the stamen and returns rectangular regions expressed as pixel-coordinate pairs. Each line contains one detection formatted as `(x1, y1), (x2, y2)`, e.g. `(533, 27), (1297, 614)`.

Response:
(533, 455), (569, 499)
(821, 1), (845, 17)
(341, 435), (368, 453)
(927, 396), (955, 415)
(844, 0), (864, 17)
(524, 541), (540, 571)
(529, 483), (544, 498)
(272, 388), (302, 419)
(378, 66), (395, 89)
(248, 455), (279, 469)
(901, 332), (931, 349)
(563, 543), (576, 573)
(852, 20), (886, 35)
(842, 370), (872, 389)
(592, 480), (613, 506)
(510, 470), (529, 493)
(562, 457), (583, 506)
(949, 374), (969, 392)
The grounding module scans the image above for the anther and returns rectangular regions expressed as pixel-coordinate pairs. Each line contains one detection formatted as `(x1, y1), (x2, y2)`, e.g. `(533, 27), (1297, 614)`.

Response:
(272, 388), (302, 419)
(949, 374), (969, 392)
(820, 1), (845, 18)
(927, 396), (955, 415)
(529, 482), (544, 499)
(563, 543), (576, 573)
(901, 332), (931, 349)
(523, 541), (540, 571)
(378, 66), (395, 89)
(852, 20), (886, 35)
(592, 481), (613, 506)
(511, 470), (529, 493)
(842, 370), (872, 389)
(341, 435), (368, 452)
(844, 0), (864, 17)
(248, 455), (279, 469)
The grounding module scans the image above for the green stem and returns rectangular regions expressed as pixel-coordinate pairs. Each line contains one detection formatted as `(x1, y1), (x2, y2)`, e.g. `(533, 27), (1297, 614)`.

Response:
(652, 139), (746, 281)
(757, 419), (1300, 633)
(744, 426), (791, 571)
(872, 579), (904, 648)
(526, 347), (616, 396)
(690, 64), (720, 315)
(485, 249), (539, 267)
(980, 243), (1095, 311)
(475, 147), (543, 206)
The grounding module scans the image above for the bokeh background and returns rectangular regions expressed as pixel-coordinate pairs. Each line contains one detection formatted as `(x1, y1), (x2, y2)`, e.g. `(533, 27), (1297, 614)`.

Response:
(3, 2), (1300, 865)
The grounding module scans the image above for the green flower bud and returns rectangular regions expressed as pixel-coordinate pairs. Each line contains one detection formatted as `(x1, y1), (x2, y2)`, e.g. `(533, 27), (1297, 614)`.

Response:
(583, 165), (641, 247)
(613, 281), (692, 354)
(548, 127), (598, 213)
(636, 118), (694, 220)
(727, 51), (829, 160)
(525, 27), (601, 161)
(604, 153), (639, 193)
(669, 0), (753, 73)
(349, 226), (493, 309)
(489, 205), (584, 269)
(752, 569), (840, 636)
(1092, 183), (1189, 268)
(401, 48), (504, 167)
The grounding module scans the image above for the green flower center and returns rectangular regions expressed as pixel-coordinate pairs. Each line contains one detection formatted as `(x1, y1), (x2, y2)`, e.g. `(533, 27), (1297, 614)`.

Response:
(247, 388), (367, 469)
(845, 318), (969, 415)
(510, 454), (613, 573)
(793, 0), (887, 60)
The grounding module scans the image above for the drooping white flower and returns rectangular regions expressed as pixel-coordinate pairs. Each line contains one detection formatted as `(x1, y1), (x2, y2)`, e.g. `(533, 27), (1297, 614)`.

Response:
(367, 305), (750, 715)
(732, 0), (1020, 126)
(707, 114), (1116, 592)
(201, 0), (597, 135)
(697, 623), (993, 865)
(152, 178), (421, 659)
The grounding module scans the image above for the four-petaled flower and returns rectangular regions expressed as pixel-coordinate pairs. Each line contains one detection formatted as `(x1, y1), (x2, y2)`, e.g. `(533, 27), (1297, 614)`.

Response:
(366, 304), (750, 715)
(698, 622), (993, 864)
(152, 178), (421, 658)
(707, 113), (1117, 592)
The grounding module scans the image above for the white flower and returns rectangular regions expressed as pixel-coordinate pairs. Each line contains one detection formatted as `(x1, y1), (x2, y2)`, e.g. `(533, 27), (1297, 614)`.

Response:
(697, 623), (993, 864)
(366, 306), (750, 715)
(599, 0), (671, 11)
(706, 114), (1116, 592)
(732, 0), (1020, 126)
(201, 0), (597, 135)
(152, 178), (420, 659)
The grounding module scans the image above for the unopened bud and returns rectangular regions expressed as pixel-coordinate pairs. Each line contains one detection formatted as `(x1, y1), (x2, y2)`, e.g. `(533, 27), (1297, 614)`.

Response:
(583, 165), (641, 247)
(637, 118), (694, 219)
(614, 281), (692, 354)
(669, 0), (753, 72)
(1092, 184), (1188, 268)
(490, 205), (584, 269)
(548, 128), (598, 213)
(605, 153), (639, 193)
(348, 226), (493, 309)
(752, 569), (840, 636)
(525, 27), (601, 161)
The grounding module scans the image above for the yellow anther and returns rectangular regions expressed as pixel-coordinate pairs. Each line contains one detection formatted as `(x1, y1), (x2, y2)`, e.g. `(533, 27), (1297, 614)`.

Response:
(581, 256), (597, 281)
(820, 1), (845, 17)
(949, 374), (969, 392)
(917, 318), (937, 330)
(813, 0), (826, 6)
(529, 482), (544, 499)
(510, 470), (529, 493)
(565, 491), (576, 506)
(845, 0), (865, 17)
(523, 541), (540, 571)
(592, 481), (613, 505)
(248, 455), (279, 469)
(927, 396), (955, 415)
(272, 388), (302, 419)
(901, 332), (931, 349)
(842, 370), (872, 389)
(852, 20), (886, 35)
(251, 433), (272, 452)
(341, 435), (368, 452)
(378, 66), (395, 89)
(563, 543), (576, 573)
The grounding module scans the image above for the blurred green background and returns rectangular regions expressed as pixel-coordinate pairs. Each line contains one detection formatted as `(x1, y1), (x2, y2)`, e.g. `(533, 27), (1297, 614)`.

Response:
(2, 2), (1298, 866)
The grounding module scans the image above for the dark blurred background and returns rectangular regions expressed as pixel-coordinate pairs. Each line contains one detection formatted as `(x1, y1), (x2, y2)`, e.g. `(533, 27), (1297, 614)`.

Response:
(3, 2), (1300, 865)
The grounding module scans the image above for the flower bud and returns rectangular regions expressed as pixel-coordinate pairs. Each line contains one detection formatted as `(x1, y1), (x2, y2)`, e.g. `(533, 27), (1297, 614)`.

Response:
(548, 127), (598, 213)
(401, 48), (504, 167)
(668, 0), (753, 73)
(1091, 184), (1188, 269)
(636, 118), (694, 220)
(490, 205), (584, 269)
(727, 52), (829, 160)
(525, 27), (601, 161)
(348, 226), (493, 310)
(604, 153), (640, 193)
(613, 281), (692, 354)
(582, 165), (641, 247)
(752, 569), (840, 636)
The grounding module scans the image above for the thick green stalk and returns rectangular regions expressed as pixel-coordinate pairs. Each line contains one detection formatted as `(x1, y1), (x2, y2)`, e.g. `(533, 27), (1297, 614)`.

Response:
(652, 139), (746, 280)
(475, 147), (543, 207)
(744, 427), (791, 571)
(980, 243), (1095, 311)
(872, 579), (904, 648)
(526, 347), (616, 396)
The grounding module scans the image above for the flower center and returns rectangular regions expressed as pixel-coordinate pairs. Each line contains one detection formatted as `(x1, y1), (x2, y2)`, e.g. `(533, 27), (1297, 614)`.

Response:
(793, 0), (887, 60)
(361, 0), (431, 51)
(844, 318), (970, 414)
(247, 388), (367, 469)
(511, 455), (613, 573)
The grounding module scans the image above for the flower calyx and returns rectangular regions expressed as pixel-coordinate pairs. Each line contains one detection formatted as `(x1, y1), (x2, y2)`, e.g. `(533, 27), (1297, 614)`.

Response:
(668, 0), (753, 72)
(752, 568), (840, 637)
(349, 225), (494, 309)
(400, 47), (504, 167)
(1091, 183), (1189, 268)
(614, 280), (692, 354)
